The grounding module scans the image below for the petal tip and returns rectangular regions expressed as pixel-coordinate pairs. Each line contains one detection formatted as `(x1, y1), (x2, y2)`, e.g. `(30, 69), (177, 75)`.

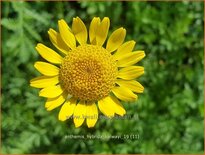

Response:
(36, 43), (41, 47)
(74, 123), (82, 128)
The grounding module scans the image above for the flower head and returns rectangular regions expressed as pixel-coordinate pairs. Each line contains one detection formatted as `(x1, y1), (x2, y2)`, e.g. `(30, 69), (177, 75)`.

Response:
(30, 17), (145, 128)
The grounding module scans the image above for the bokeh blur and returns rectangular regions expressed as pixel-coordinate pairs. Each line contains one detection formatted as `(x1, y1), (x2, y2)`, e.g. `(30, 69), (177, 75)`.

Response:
(1, 1), (204, 154)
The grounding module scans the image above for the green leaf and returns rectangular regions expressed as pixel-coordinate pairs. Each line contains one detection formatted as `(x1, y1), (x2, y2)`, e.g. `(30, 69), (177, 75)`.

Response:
(24, 9), (49, 25)
(24, 23), (41, 41)
(1, 18), (20, 31)
(11, 1), (25, 13)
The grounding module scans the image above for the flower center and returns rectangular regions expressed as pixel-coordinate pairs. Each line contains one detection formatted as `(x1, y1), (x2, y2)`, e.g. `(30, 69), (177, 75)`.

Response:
(59, 45), (118, 101)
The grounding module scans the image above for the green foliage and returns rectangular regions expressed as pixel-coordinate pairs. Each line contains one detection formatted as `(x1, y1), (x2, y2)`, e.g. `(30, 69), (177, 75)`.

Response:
(1, 1), (204, 154)
(1, 1), (51, 63)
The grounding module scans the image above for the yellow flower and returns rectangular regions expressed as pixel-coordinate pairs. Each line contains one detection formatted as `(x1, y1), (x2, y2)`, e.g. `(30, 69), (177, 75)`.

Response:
(30, 17), (145, 128)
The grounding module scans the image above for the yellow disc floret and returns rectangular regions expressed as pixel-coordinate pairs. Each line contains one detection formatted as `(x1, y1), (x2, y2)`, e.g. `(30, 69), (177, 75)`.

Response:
(60, 45), (117, 101)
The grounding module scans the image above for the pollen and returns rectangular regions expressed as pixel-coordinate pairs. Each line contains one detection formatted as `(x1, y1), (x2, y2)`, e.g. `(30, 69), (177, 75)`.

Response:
(59, 45), (118, 101)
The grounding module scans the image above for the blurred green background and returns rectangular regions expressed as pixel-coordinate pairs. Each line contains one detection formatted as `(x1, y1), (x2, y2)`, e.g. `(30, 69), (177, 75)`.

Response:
(1, 1), (204, 154)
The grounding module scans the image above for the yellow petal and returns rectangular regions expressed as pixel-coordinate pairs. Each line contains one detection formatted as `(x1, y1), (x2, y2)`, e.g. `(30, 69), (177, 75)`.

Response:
(116, 79), (144, 93)
(98, 97), (115, 118)
(73, 101), (86, 128)
(58, 19), (76, 49)
(113, 40), (136, 60)
(39, 85), (64, 98)
(86, 103), (98, 128)
(117, 51), (145, 67)
(36, 43), (63, 64)
(45, 91), (67, 111)
(96, 17), (110, 46)
(34, 61), (59, 76)
(58, 98), (76, 121)
(105, 96), (126, 116)
(89, 17), (100, 44)
(30, 76), (59, 88)
(106, 27), (126, 53)
(48, 28), (70, 55)
(72, 17), (87, 45)
(118, 66), (144, 80)
(112, 86), (138, 101)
